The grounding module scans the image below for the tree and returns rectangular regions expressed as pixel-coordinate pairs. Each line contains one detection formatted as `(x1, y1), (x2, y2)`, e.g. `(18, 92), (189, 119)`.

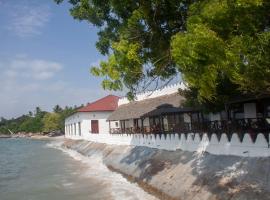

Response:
(19, 117), (44, 133)
(35, 107), (42, 117)
(58, 106), (77, 132)
(171, 0), (270, 108)
(28, 111), (33, 117)
(0, 105), (77, 134)
(56, 0), (270, 110)
(42, 113), (61, 132)
(55, 0), (193, 98)
(0, 117), (7, 126)
(53, 105), (63, 113)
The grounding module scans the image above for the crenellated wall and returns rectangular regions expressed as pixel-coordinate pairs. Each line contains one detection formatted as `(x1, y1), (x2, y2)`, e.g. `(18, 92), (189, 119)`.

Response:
(65, 132), (270, 157)
(118, 82), (186, 106)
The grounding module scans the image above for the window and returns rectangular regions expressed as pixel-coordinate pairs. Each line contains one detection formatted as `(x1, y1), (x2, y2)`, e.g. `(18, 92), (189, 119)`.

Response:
(175, 113), (184, 124)
(78, 122), (81, 136)
(133, 119), (139, 128)
(120, 120), (125, 131)
(163, 116), (169, 131)
(71, 125), (73, 135)
(231, 103), (244, 119)
(167, 114), (176, 131)
(191, 113), (199, 122)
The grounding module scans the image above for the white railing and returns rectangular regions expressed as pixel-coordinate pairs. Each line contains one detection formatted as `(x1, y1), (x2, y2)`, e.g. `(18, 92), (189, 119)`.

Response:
(65, 132), (270, 157)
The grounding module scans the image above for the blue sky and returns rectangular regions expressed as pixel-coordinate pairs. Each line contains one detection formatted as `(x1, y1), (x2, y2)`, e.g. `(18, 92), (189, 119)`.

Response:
(0, 0), (123, 118)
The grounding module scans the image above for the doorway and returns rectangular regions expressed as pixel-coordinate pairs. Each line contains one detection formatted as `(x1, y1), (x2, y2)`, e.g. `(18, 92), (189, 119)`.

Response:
(91, 120), (99, 134)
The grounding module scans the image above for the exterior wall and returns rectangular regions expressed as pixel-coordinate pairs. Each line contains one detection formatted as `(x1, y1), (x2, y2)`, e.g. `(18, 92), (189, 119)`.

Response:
(118, 82), (186, 106)
(65, 111), (117, 139)
(209, 113), (221, 121)
(207, 103), (258, 121)
(73, 132), (270, 157)
(244, 103), (257, 118)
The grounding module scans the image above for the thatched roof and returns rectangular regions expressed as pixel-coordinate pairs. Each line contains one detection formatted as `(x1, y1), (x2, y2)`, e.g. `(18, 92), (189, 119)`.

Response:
(108, 93), (191, 121)
(142, 106), (198, 117)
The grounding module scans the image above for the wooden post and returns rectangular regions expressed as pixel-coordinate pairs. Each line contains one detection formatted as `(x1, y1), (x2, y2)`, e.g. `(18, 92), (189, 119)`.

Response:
(124, 120), (126, 134)
(160, 115), (164, 133)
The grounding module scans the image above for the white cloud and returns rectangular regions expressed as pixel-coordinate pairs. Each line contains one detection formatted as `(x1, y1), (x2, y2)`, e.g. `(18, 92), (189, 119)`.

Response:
(0, 56), (64, 118)
(0, 55), (122, 119)
(7, 3), (50, 37)
(3, 57), (63, 80)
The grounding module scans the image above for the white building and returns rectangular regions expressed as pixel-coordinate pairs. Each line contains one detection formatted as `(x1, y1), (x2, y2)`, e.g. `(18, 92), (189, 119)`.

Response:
(65, 95), (120, 139)
(63, 83), (270, 157)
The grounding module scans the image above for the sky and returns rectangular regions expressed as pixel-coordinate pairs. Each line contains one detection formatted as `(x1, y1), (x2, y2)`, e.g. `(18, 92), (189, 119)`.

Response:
(0, 0), (123, 119)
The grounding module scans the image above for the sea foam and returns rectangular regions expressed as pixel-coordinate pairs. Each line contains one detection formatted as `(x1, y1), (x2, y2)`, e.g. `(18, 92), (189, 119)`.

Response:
(46, 141), (158, 200)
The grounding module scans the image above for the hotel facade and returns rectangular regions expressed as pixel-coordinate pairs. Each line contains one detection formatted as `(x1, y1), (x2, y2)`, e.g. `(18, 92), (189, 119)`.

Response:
(65, 83), (270, 157)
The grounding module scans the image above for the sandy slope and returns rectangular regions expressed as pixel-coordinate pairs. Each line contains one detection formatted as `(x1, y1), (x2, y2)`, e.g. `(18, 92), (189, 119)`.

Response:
(63, 139), (270, 200)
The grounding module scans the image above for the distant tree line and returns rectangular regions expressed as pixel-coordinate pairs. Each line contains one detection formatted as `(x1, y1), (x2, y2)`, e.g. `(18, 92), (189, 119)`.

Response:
(0, 105), (82, 135)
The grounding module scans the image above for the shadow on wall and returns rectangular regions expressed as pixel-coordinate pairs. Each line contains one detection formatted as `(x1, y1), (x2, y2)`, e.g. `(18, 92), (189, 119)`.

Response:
(65, 138), (270, 199)
(119, 144), (270, 199)
(190, 153), (270, 199)
(120, 144), (195, 182)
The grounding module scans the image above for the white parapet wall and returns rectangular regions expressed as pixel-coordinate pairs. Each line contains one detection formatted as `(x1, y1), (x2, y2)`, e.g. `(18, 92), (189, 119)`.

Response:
(65, 132), (270, 157)
(118, 82), (186, 106)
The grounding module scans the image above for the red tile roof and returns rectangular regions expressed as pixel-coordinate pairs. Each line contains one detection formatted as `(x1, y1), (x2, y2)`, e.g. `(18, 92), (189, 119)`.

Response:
(77, 95), (120, 112)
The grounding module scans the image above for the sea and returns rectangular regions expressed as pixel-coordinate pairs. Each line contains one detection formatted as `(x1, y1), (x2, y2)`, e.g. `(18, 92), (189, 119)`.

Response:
(0, 138), (157, 200)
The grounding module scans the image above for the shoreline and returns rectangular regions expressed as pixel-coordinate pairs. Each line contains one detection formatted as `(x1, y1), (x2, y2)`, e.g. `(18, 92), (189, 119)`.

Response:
(62, 139), (270, 200)
(0, 134), (65, 141)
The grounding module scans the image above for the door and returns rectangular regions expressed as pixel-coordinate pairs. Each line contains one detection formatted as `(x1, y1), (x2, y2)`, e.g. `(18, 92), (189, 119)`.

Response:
(91, 120), (99, 134)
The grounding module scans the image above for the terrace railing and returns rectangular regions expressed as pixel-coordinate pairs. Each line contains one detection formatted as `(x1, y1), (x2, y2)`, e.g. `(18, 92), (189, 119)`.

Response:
(110, 117), (270, 141)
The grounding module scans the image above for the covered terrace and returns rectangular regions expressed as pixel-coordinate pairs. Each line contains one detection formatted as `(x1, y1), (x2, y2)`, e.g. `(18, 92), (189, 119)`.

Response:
(107, 93), (202, 134)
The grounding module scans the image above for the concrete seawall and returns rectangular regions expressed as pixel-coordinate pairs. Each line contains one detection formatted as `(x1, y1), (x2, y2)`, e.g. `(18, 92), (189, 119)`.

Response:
(63, 139), (270, 200)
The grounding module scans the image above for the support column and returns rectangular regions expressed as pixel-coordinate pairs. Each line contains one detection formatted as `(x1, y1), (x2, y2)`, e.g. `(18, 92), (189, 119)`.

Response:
(159, 115), (164, 133)
(109, 120), (111, 134)
(141, 118), (144, 134)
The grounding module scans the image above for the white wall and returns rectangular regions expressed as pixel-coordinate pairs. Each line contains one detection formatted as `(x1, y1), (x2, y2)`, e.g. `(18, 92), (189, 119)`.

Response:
(65, 111), (118, 139)
(118, 82), (186, 106)
(209, 113), (221, 121)
(244, 103), (257, 118)
(66, 132), (270, 157)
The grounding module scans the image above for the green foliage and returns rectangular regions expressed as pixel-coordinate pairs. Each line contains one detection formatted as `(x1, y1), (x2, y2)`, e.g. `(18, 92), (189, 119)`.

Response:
(171, 0), (270, 108)
(56, 0), (270, 111)
(0, 105), (77, 135)
(42, 113), (61, 132)
(53, 105), (63, 113)
(56, 0), (193, 94)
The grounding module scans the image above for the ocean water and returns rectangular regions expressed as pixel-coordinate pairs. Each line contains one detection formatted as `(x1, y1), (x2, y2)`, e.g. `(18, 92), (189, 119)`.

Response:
(0, 138), (157, 200)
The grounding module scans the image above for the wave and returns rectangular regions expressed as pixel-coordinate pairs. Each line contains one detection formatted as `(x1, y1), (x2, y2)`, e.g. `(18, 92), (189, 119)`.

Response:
(46, 141), (158, 200)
